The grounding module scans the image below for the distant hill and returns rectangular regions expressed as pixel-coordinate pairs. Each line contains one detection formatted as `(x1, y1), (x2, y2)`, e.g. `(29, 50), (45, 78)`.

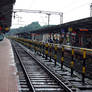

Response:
(7, 21), (41, 35)
(6, 21), (56, 35)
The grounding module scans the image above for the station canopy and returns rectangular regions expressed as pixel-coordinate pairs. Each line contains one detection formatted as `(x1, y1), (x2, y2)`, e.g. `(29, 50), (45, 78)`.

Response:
(30, 17), (92, 34)
(0, 0), (15, 32)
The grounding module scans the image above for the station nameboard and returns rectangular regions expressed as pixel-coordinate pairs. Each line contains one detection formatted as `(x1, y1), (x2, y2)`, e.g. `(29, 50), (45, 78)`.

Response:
(80, 29), (88, 31)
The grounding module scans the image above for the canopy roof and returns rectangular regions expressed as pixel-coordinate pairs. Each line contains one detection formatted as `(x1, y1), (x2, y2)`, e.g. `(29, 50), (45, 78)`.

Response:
(30, 17), (92, 34)
(0, 0), (15, 32)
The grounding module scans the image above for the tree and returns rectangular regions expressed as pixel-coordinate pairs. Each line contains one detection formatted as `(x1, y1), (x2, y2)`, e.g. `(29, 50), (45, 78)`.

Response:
(7, 21), (41, 35)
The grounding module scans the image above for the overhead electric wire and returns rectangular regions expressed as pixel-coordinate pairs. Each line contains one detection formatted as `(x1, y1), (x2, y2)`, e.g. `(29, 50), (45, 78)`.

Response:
(64, 1), (92, 14)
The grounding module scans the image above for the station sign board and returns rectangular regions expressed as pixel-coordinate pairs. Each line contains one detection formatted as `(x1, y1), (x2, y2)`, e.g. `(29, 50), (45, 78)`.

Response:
(80, 29), (88, 31)
(68, 27), (72, 32)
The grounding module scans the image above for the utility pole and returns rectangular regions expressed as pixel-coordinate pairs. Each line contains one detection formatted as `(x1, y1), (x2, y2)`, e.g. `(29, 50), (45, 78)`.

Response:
(47, 13), (51, 25)
(90, 3), (92, 17)
(60, 13), (63, 24)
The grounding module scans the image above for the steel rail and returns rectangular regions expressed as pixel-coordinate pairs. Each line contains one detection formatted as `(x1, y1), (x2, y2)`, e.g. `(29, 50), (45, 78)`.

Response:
(12, 42), (35, 92)
(14, 41), (73, 92)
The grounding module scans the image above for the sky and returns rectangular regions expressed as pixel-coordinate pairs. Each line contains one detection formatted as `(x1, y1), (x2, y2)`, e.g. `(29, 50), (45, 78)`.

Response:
(11, 0), (92, 28)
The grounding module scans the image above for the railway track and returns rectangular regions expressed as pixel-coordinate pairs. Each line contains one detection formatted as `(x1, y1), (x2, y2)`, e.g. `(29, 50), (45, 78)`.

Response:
(13, 48), (31, 92)
(12, 41), (73, 92)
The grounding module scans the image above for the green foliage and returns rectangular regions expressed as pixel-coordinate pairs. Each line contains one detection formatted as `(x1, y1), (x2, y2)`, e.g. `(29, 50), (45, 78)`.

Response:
(6, 21), (56, 36)
(7, 21), (41, 35)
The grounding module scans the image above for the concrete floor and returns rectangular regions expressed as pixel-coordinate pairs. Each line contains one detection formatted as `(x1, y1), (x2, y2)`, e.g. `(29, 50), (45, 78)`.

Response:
(0, 38), (18, 92)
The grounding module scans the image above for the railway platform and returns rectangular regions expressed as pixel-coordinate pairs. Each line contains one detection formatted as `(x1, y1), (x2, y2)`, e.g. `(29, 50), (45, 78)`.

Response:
(0, 38), (18, 92)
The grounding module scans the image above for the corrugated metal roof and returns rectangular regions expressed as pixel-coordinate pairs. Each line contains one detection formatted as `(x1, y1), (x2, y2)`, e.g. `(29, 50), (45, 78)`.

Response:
(30, 17), (92, 34)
